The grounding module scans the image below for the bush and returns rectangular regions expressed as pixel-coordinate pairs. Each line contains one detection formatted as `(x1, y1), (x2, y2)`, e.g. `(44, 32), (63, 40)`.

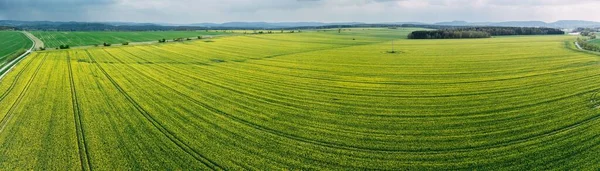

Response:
(122, 42), (129, 45)
(582, 31), (592, 36)
(103, 42), (111, 46)
(158, 39), (166, 43)
(577, 37), (600, 52)
(39, 47), (46, 51)
(59, 45), (70, 49)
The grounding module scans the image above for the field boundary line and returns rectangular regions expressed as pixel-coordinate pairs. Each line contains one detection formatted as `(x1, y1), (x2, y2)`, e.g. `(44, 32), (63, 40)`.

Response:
(565, 41), (600, 57)
(103, 49), (265, 170)
(83, 50), (223, 170)
(0, 32), (36, 81)
(67, 52), (93, 171)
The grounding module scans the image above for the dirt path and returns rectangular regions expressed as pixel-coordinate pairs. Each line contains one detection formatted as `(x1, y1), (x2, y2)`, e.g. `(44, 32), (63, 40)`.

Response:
(575, 41), (583, 50)
(22, 31), (44, 51)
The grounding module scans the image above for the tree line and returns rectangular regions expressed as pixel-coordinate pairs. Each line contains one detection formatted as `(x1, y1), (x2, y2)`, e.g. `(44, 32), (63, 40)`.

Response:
(408, 30), (491, 39)
(0, 26), (15, 30)
(408, 27), (565, 39)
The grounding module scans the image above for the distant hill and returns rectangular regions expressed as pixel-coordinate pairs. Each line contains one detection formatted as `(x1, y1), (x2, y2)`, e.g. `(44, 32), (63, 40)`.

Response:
(185, 20), (600, 29)
(432, 20), (600, 28)
(435, 21), (471, 26)
(186, 22), (364, 28)
(2, 20), (600, 31)
(547, 20), (600, 28)
(0, 20), (368, 30)
(493, 21), (548, 27)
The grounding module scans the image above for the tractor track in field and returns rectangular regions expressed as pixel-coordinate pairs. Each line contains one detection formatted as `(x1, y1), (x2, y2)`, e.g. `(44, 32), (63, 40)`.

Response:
(0, 54), (38, 102)
(106, 48), (422, 154)
(83, 50), (223, 170)
(101, 49), (362, 169)
(146, 45), (600, 119)
(0, 53), (48, 134)
(115, 44), (600, 155)
(67, 53), (93, 171)
(101, 49), (260, 170)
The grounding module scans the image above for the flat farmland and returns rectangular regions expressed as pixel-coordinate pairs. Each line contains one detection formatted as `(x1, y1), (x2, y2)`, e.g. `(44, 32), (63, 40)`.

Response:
(0, 31), (32, 68)
(31, 31), (230, 48)
(1, 29), (599, 169)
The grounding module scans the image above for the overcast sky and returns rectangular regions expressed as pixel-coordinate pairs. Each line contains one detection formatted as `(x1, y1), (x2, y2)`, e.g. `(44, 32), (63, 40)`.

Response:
(0, 0), (599, 24)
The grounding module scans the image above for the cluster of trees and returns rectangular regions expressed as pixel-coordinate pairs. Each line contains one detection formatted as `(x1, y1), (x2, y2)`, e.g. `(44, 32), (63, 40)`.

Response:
(254, 31), (279, 34)
(581, 31), (596, 37)
(408, 27), (565, 39)
(241, 30), (300, 34)
(574, 27), (599, 33)
(576, 37), (600, 52)
(580, 30), (597, 39)
(448, 27), (564, 36)
(0, 26), (15, 30)
(408, 30), (491, 39)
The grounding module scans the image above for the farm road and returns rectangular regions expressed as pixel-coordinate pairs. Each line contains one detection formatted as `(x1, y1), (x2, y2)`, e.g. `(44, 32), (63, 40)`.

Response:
(23, 31), (44, 50)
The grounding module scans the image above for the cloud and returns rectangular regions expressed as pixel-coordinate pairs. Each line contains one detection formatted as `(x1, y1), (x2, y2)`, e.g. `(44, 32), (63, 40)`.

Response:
(0, 0), (599, 23)
(0, 0), (118, 21)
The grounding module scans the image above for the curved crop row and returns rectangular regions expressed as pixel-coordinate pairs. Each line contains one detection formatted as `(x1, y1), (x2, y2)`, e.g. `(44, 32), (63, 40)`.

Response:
(0, 29), (599, 169)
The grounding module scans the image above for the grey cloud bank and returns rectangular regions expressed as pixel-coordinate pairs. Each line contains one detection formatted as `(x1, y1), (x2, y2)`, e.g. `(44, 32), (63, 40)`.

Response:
(0, 0), (598, 24)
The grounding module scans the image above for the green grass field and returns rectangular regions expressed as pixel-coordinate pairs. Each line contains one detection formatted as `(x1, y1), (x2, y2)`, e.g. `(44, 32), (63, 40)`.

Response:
(31, 31), (230, 48)
(588, 38), (600, 46)
(1, 28), (599, 169)
(0, 32), (32, 67)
